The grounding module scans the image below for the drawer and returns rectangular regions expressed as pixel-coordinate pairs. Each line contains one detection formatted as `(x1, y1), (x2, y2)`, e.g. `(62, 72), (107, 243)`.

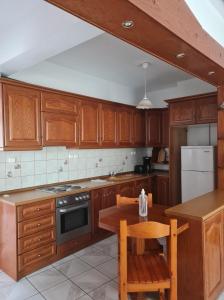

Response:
(18, 214), (55, 238)
(18, 242), (56, 272)
(18, 228), (56, 254)
(17, 199), (55, 222)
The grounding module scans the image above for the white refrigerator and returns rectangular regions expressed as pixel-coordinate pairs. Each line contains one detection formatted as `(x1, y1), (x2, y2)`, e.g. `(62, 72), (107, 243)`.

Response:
(181, 146), (215, 203)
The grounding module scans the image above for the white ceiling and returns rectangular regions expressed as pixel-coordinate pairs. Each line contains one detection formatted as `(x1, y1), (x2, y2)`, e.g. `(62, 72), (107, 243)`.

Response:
(1, 0), (216, 93)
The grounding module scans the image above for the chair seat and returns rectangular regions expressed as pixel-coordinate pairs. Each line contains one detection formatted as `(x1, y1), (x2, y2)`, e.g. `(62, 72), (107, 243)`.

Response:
(127, 253), (170, 284)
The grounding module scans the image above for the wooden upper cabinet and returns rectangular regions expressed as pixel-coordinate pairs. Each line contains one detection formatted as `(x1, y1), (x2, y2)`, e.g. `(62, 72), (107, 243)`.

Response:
(146, 110), (162, 147)
(41, 91), (79, 115)
(196, 96), (217, 124)
(132, 110), (145, 146)
(117, 108), (133, 146)
(3, 84), (42, 149)
(161, 109), (169, 146)
(100, 103), (117, 147)
(204, 212), (224, 300)
(42, 112), (78, 147)
(79, 99), (100, 148)
(169, 100), (195, 126)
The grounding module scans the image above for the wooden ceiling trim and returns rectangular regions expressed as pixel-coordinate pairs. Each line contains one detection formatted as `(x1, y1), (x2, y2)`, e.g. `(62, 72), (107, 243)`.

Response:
(46, 0), (224, 86)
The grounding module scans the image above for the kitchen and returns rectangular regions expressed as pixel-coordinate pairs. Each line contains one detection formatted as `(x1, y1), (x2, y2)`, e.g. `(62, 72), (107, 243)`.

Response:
(0, 1), (224, 300)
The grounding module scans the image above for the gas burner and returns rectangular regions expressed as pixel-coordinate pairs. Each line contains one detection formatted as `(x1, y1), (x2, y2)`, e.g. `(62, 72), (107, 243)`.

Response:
(39, 184), (82, 194)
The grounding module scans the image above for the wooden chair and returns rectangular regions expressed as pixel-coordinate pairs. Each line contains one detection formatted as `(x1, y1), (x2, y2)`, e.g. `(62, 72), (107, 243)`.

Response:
(119, 219), (177, 300)
(116, 193), (153, 208)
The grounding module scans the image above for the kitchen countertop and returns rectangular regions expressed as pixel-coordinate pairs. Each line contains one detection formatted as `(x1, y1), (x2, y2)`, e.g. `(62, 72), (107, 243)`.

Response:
(0, 171), (169, 206)
(166, 189), (224, 221)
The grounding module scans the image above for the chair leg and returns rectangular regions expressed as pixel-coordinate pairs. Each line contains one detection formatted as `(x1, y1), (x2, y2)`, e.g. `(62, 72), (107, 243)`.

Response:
(159, 289), (165, 300)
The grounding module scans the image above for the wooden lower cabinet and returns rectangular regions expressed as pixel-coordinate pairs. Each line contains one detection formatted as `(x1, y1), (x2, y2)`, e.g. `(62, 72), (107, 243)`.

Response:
(166, 210), (224, 300)
(134, 178), (152, 197)
(117, 181), (135, 197)
(155, 175), (169, 206)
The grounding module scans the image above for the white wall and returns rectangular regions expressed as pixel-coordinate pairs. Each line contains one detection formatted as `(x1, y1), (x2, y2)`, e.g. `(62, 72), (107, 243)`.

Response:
(187, 124), (217, 146)
(10, 61), (138, 105)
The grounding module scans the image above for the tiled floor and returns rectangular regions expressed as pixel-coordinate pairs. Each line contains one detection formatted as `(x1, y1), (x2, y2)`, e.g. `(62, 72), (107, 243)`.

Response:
(0, 235), (224, 300)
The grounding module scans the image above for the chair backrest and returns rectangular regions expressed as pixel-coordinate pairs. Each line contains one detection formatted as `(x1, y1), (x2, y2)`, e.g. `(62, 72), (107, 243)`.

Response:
(116, 193), (152, 208)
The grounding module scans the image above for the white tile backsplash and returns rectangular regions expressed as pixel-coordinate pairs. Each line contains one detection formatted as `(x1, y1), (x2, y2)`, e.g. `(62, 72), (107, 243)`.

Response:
(0, 147), (144, 192)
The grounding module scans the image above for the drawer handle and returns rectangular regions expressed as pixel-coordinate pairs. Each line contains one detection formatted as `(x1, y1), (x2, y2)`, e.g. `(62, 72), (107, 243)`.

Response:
(36, 208), (41, 211)
(37, 254), (41, 257)
(37, 223), (41, 227)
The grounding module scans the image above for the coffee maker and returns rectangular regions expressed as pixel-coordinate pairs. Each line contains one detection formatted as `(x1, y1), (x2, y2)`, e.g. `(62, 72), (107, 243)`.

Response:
(143, 156), (152, 174)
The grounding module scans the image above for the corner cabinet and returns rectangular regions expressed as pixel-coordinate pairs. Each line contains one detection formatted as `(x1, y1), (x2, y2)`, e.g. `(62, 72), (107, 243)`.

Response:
(1, 84), (42, 150)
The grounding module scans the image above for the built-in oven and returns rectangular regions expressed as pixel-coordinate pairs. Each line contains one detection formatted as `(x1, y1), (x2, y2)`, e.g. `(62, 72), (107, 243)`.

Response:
(56, 192), (91, 244)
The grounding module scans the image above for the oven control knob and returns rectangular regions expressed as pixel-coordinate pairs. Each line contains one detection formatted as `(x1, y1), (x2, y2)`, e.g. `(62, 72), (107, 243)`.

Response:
(63, 200), (68, 204)
(86, 194), (90, 199)
(75, 197), (79, 201)
(79, 196), (83, 201)
(58, 200), (64, 206)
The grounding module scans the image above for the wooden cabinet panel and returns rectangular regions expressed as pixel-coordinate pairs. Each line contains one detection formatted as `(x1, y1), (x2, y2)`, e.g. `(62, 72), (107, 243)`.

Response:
(3, 84), (41, 149)
(196, 97), (217, 124)
(101, 186), (116, 209)
(169, 100), (195, 125)
(134, 178), (152, 197)
(42, 112), (78, 146)
(18, 214), (55, 238)
(133, 110), (145, 146)
(204, 212), (223, 300)
(17, 199), (55, 222)
(146, 110), (162, 146)
(161, 109), (169, 146)
(155, 175), (169, 206)
(100, 103), (117, 147)
(18, 242), (56, 272)
(117, 108), (132, 146)
(18, 228), (55, 255)
(79, 100), (100, 147)
(41, 91), (79, 114)
(117, 182), (134, 197)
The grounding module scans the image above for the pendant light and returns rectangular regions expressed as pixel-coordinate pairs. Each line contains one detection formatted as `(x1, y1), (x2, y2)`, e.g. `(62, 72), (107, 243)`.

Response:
(136, 62), (153, 109)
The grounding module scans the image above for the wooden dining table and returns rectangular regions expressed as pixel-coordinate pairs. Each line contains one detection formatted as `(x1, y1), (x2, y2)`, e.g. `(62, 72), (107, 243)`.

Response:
(98, 204), (189, 300)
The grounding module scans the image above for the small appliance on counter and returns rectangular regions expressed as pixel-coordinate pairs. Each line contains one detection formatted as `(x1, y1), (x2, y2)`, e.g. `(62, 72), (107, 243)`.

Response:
(134, 165), (144, 174)
(143, 156), (152, 174)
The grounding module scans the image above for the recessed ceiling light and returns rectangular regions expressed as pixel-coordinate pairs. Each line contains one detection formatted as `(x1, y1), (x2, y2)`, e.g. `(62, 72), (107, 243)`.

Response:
(176, 53), (186, 59)
(122, 20), (134, 29)
(208, 71), (215, 76)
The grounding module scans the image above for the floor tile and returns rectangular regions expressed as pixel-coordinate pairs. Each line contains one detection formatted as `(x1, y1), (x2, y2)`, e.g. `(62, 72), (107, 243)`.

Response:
(55, 256), (92, 277)
(97, 243), (118, 258)
(218, 293), (224, 300)
(27, 268), (67, 292)
(94, 237), (115, 249)
(26, 265), (53, 278)
(95, 258), (118, 279)
(89, 281), (118, 300)
(0, 272), (38, 300)
(79, 248), (112, 267)
(42, 280), (85, 300)
(70, 269), (110, 293)
(78, 295), (93, 300)
(26, 294), (45, 300)
(74, 245), (98, 257)
(52, 254), (75, 267)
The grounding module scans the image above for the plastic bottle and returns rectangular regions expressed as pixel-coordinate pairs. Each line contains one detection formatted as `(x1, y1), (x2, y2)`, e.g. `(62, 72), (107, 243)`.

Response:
(139, 188), (148, 217)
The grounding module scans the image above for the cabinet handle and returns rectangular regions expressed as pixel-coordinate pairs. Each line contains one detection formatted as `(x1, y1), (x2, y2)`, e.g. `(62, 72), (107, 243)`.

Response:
(37, 254), (41, 257)
(36, 208), (41, 211)
(37, 223), (41, 227)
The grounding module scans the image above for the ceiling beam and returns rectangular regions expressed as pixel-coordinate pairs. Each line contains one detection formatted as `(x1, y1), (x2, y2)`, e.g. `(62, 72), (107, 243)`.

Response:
(46, 0), (224, 86)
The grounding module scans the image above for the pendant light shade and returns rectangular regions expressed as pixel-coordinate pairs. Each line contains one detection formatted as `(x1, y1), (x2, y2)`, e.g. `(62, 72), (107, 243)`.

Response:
(136, 62), (153, 109)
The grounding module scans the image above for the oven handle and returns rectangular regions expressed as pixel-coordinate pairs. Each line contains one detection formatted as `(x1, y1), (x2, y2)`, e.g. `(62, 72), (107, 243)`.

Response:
(59, 203), (88, 213)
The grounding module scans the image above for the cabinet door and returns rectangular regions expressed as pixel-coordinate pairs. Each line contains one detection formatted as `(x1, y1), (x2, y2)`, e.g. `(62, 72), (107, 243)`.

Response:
(146, 110), (162, 146)
(42, 112), (78, 147)
(169, 100), (195, 125)
(134, 178), (152, 197)
(101, 186), (116, 209)
(133, 110), (145, 147)
(156, 176), (169, 206)
(3, 84), (41, 149)
(101, 103), (117, 147)
(161, 109), (169, 147)
(196, 96), (217, 124)
(117, 108), (132, 146)
(204, 212), (224, 300)
(117, 182), (134, 197)
(79, 100), (100, 147)
(41, 91), (79, 114)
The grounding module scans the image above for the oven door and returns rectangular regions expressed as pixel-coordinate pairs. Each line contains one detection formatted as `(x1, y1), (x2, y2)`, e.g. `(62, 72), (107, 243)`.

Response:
(56, 201), (91, 244)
